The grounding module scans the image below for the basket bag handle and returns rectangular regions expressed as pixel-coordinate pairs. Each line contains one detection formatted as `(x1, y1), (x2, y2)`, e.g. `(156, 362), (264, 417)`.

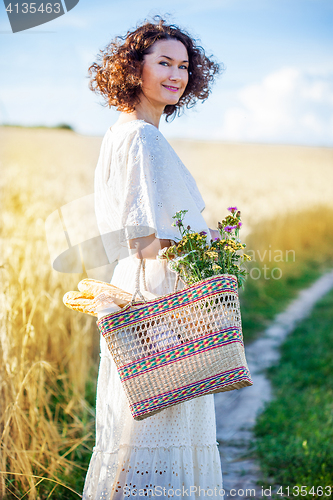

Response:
(130, 259), (182, 306)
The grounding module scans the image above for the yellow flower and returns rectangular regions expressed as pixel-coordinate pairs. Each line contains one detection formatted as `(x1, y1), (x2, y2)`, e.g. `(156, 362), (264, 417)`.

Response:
(212, 264), (222, 271)
(205, 250), (218, 259)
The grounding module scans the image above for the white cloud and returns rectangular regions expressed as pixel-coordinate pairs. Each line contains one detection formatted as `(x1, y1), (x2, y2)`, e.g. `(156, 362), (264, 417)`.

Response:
(218, 67), (333, 145)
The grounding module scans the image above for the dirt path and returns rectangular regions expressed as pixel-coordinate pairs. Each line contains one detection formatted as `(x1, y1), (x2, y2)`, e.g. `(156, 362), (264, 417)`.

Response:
(215, 270), (333, 499)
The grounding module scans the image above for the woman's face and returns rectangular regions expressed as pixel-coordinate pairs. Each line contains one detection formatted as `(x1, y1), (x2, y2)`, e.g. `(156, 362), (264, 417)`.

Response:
(140, 39), (189, 109)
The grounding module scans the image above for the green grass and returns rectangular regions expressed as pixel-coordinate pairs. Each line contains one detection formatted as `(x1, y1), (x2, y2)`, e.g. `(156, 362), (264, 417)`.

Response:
(240, 260), (331, 342)
(239, 206), (333, 342)
(43, 368), (98, 499)
(254, 288), (333, 498)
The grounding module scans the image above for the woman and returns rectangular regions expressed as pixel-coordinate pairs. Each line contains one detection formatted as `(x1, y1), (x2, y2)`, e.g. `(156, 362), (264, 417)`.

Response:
(83, 17), (223, 499)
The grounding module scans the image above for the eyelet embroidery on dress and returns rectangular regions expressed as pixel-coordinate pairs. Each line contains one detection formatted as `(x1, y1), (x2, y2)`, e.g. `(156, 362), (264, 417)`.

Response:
(112, 123), (208, 243)
(84, 121), (223, 499)
(84, 443), (223, 498)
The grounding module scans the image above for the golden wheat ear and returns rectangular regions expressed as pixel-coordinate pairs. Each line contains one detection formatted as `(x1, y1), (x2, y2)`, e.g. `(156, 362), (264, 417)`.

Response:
(63, 290), (98, 317)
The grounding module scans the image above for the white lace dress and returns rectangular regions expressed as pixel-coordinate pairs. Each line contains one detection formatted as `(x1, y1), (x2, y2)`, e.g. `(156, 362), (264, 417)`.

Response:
(82, 120), (224, 499)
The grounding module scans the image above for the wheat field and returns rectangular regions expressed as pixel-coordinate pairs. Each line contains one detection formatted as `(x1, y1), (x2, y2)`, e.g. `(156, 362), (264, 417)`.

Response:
(171, 138), (333, 229)
(0, 126), (332, 498)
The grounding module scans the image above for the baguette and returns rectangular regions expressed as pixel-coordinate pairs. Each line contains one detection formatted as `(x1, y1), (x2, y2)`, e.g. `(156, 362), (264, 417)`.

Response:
(63, 290), (98, 317)
(78, 279), (132, 307)
(78, 278), (159, 305)
(63, 286), (161, 317)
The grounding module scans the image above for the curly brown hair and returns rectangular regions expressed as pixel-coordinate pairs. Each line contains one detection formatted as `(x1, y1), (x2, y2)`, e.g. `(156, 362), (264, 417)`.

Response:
(88, 16), (222, 120)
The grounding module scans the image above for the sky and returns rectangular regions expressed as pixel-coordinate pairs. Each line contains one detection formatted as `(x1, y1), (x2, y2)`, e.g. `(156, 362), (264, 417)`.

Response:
(1, 0), (333, 145)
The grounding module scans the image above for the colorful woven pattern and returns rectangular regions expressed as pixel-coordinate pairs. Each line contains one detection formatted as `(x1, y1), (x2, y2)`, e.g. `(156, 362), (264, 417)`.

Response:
(131, 367), (252, 419)
(118, 327), (243, 381)
(98, 274), (238, 333)
(97, 273), (253, 420)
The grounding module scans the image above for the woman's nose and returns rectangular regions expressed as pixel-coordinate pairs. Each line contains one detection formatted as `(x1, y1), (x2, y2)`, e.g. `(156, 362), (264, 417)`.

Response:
(169, 67), (182, 81)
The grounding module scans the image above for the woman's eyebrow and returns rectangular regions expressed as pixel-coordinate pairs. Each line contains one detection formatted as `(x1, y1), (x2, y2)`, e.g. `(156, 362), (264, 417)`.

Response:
(159, 55), (189, 63)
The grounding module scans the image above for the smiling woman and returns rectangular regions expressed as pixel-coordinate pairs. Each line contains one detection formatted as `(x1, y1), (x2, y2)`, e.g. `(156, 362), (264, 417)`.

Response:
(88, 16), (219, 121)
(83, 16), (222, 500)
(139, 39), (190, 120)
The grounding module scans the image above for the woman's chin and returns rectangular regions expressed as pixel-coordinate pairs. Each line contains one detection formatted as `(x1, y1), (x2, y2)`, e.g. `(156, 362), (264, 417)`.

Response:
(163, 97), (180, 107)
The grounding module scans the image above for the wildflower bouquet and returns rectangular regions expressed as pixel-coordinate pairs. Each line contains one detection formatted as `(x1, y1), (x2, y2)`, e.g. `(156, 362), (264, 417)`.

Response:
(159, 207), (251, 288)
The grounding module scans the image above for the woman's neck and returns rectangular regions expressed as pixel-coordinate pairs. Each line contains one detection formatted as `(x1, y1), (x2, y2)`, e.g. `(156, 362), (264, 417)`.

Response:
(115, 97), (164, 129)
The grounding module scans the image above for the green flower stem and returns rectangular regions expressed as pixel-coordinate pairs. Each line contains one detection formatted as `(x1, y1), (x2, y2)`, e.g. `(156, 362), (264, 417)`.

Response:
(167, 208), (249, 288)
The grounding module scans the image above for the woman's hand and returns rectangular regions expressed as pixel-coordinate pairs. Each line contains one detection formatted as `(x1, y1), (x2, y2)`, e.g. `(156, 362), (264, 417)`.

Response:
(209, 228), (220, 241)
(63, 278), (160, 316)
(128, 235), (175, 260)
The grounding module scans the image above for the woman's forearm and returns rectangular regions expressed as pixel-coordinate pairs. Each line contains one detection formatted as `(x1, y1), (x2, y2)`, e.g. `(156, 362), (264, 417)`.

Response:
(128, 234), (175, 260)
(129, 230), (218, 260)
(209, 228), (220, 240)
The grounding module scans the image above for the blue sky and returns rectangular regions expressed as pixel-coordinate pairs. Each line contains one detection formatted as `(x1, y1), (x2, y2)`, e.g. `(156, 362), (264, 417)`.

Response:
(1, 0), (332, 145)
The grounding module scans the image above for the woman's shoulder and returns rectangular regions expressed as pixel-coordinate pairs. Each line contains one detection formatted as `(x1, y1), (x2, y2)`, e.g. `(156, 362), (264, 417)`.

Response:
(107, 119), (165, 147)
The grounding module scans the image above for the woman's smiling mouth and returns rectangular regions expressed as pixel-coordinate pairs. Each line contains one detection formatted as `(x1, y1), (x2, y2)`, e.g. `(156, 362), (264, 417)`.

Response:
(162, 85), (180, 92)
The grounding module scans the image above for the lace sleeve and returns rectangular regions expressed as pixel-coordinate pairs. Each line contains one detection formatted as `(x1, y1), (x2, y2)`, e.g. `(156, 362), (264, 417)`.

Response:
(118, 122), (210, 246)
(120, 127), (173, 243)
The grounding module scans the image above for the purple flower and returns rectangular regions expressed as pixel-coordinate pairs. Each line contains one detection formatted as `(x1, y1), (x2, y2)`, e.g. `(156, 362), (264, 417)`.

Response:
(214, 237), (219, 241)
(228, 206), (238, 213)
(199, 231), (207, 235)
(237, 222), (242, 228)
(176, 220), (182, 227)
(224, 225), (237, 233)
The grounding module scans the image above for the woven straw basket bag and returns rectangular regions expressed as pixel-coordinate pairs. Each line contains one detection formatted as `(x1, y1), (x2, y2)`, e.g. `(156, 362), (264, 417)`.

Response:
(97, 259), (253, 420)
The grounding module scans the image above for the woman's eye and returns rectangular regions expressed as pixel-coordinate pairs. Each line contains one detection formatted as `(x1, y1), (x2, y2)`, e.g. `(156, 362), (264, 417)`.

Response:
(159, 61), (188, 70)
